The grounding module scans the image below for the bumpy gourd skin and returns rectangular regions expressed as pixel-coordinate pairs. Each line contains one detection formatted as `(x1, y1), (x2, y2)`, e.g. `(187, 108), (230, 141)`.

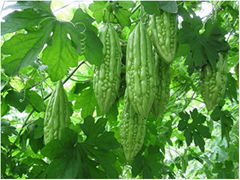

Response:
(152, 53), (170, 117)
(120, 92), (146, 162)
(148, 11), (177, 64)
(201, 54), (228, 111)
(93, 23), (121, 114)
(44, 81), (70, 144)
(126, 22), (156, 118)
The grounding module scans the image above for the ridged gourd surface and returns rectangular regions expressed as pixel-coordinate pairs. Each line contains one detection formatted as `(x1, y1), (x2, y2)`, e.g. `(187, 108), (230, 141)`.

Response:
(120, 92), (146, 162)
(126, 22), (156, 118)
(44, 81), (70, 144)
(152, 53), (171, 117)
(93, 23), (121, 114)
(148, 11), (177, 64)
(201, 55), (228, 111)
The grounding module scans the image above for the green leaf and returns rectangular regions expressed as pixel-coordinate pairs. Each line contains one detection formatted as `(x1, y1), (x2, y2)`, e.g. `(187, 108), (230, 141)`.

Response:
(28, 118), (44, 139)
(81, 116), (107, 141)
(80, 116), (96, 138)
(71, 81), (91, 94)
(71, 8), (95, 28)
(42, 21), (79, 81)
(179, 112), (190, 121)
(225, 73), (238, 102)
(75, 87), (97, 118)
(89, 1), (108, 23)
(84, 29), (103, 66)
(5, 90), (28, 112)
(193, 132), (205, 151)
(159, 1), (178, 13)
(211, 107), (222, 121)
(1, 98), (10, 117)
(141, 1), (160, 15)
(26, 90), (45, 112)
(4, 1), (52, 14)
(115, 8), (131, 27)
(178, 120), (187, 131)
(46, 148), (81, 179)
(184, 128), (192, 146)
(1, 9), (50, 35)
(2, 18), (54, 76)
(196, 125), (211, 138)
(95, 132), (120, 150)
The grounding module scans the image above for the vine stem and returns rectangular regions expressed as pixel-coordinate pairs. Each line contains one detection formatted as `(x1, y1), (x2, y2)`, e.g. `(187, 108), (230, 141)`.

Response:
(7, 61), (85, 156)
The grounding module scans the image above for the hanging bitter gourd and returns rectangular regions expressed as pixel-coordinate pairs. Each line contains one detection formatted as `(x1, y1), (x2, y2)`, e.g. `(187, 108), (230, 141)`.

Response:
(148, 10), (177, 64)
(126, 21), (156, 118)
(44, 81), (70, 144)
(120, 91), (146, 162)
(93, 23), (122, 114)
(152, 53), (171, 117)
(201, 54), (228, 111)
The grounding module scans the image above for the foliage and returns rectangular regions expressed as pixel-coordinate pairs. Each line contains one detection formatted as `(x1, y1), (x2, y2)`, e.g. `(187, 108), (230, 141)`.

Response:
(1, 0), (239, 179)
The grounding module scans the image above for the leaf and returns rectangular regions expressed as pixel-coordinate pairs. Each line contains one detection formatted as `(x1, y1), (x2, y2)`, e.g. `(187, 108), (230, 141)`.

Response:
(71, 81), (91, 94)
(71, 8), (95, 28)
(80, 116), (96, 138)
(84, 29), (103, 66)
(95, 132), (120, 150)
(184, 128), (192, 146)
(141, 1), (160, 15)
(179, 112), (190, 121)
(46, 148), (81, 179)
(3, 1), (52, 14)
(225, 73), (238, 102)
(196, 125), (211, 138)
(2, 18), (54, 76)
(75, 87), (97, 118)
(193, 132), (205, 151)
(81, 116), (107, 141)
(211, 107), (222, 121)
(158, 1), (178, 13)
(42, 21), (79, 81)
(89, 1), (108, 23)
(26, 90), (45, 112)
(5, 90), (28, 112)
(115, 8), (131, 27)
(178, 120), (187, 131)
(27, 118), (44, 139)
(1, 8), (50, 35)
(1, 98), (10, 117)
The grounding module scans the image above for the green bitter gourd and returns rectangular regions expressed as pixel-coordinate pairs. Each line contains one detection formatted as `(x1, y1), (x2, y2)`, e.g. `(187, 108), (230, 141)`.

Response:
(44, 81), (70, 144)
(120, 91), (146, 162)
(152, 53), (171, 117)
(126, 21), (156, 118)
(201, 54), (228, 111)
(148, 11), (177, 64)
(93, 23), (122, 114)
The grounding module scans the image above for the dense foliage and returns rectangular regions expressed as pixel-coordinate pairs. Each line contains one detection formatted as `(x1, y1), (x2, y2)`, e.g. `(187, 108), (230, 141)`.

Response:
(1, 1), (239, 179)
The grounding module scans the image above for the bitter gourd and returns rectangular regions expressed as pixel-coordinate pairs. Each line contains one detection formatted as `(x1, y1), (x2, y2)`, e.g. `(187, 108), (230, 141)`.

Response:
(201, 54), (228, 111)
(120, 91), (146, 161)
(148, 11), (177, 64)
(93, 23), (121, 114)
(152, 53), (170, 117)
(44, 81), (70, 144)
(126, 21), (156, 118)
